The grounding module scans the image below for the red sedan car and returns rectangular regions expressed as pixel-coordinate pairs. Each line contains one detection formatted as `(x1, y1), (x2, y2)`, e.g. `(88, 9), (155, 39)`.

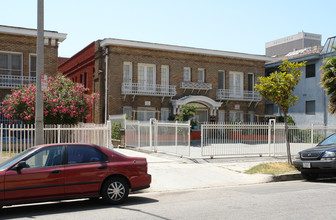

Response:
(0, 143), (151, 208)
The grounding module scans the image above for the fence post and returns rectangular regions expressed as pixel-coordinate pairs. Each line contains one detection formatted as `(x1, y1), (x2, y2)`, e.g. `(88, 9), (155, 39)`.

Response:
(268, 121), (271, 157)
(107, 120), (111, 148)
(138, 121), (140, 149)
(201, 123), (203, 156)
(175, 120), (178, 151)
(57, 125), (61, 143)
(188, 120), (190, 157)
(0, 124), (2, 162)
(9, 124), (11, 157)
(311, 124), (314, 148)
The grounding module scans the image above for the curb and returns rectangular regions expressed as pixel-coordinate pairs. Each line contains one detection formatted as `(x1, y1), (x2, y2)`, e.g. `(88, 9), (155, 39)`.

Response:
(272, 173), (302, 182)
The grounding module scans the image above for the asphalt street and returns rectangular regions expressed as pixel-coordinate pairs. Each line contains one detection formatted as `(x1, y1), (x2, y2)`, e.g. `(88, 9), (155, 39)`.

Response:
(2, 180), (336, 220)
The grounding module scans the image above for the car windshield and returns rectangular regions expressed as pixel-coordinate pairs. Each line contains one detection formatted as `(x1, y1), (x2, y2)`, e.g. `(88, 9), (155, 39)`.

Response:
(0, 147), (37, 170)
(319, 134), (336, 146)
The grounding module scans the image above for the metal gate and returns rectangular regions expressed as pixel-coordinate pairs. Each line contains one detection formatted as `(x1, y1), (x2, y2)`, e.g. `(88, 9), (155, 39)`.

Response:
(125, 119), (190, 157)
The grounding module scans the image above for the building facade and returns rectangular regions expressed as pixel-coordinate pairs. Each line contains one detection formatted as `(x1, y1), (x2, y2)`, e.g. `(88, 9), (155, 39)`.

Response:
(265, 32), (321, 57)
(0, 25), (66, 123)
(265, 36), (336, 126)
(58, 41), (97, 122)
(91, 39), (271, 124)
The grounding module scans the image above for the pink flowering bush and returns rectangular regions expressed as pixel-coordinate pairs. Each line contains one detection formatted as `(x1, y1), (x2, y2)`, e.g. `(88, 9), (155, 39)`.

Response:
(1, 74), (99, 124)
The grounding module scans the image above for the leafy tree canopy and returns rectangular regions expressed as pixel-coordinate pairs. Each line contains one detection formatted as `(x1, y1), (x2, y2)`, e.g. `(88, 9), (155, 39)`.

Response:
(321, 46), (336, 114)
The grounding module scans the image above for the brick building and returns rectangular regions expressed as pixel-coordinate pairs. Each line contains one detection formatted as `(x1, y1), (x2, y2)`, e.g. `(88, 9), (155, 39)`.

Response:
(91, 39), (271, 124)
(58, 42), (97, 122)
(0, 25), (66, 123)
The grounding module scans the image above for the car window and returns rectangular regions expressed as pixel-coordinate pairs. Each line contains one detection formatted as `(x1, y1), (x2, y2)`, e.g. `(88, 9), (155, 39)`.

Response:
(25, 146), (63, 169)
(0, 147), (36, 170)
(67, 145), (107, 164)
(319, 134), (336, 146)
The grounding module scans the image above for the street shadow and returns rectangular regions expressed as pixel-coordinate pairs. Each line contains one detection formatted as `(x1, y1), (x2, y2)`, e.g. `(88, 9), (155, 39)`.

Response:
(0, 196), (158, 219)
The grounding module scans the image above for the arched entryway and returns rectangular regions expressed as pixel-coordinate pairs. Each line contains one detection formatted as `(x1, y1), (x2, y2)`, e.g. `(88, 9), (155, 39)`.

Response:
(171, 95), (222, 123)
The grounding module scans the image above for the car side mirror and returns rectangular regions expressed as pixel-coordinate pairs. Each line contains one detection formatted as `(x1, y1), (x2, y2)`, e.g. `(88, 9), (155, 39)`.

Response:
(15, 161), (27, 170)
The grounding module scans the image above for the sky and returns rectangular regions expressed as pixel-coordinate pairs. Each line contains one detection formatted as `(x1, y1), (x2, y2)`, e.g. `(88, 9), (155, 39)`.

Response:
(1, 0), (335, 58)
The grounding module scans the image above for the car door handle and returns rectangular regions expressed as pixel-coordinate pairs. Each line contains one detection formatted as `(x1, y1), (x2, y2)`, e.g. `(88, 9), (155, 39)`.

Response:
(98, 165), (107, 170)
(51, 170), (62, 174)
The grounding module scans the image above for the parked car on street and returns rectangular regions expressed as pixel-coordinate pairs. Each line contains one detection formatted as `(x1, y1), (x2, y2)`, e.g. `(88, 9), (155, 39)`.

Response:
(0, 143), (151, 208)
(294, 133), (336, 180)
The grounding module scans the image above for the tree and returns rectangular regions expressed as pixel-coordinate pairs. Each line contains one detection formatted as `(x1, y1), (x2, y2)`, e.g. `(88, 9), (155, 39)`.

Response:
(1, 73), (99, 124)
(255, 60), (306, 164)
(176, 104), (198, 122)
(321, 46), (336, 114)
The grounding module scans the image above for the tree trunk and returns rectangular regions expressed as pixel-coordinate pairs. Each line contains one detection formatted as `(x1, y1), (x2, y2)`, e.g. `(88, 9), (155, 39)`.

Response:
(284, 114), (292, 164)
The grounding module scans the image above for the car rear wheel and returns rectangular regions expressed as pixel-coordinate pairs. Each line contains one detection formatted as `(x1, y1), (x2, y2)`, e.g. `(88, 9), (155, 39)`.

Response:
(301, 172), (319, 181)
(101, 177), (129, 204)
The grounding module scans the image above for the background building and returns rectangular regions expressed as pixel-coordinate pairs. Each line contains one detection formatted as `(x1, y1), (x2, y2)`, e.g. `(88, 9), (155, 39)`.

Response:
(94, 39), (271, 124)
(265, 32), (321, 57)
(265, 35), (336, 126)
(0, 25), (66, 123)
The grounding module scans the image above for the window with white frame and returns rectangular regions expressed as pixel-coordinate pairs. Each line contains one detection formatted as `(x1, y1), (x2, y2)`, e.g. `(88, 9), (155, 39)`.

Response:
(198, 68), (205, 82)
(218, 110), (225, 123)
(29, 54), (36, 78)
(218, 70), (225, 89)
(229, 111), (244, 122)
(137, 107), (156, 121)
(161, 65), (169, 93)
(161, 108), (169, 121)
(138, 63), (156, 91)
(184, 67), (191, 81)
(123, 106), (133, 119)
(229, 71), (244, 97)
(248, 111), (255, 123)
(0, 52), (22, 76)
(123, 62), (132, 83)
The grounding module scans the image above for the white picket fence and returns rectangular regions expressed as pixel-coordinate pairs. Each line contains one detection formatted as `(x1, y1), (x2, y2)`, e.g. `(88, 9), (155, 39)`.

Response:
(201, 121), (336, 157)
(125, 119), (190, 157)
(0, 122), (111, 161)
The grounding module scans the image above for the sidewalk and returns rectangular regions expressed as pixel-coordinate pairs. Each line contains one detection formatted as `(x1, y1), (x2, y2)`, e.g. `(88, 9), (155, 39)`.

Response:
(114, 148), (301, 193)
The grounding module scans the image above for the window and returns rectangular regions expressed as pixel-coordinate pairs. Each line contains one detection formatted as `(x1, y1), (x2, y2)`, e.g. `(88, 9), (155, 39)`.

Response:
(218, 110), (225, 123)
(248, 111), (255, 123)
(229, 111), (244, 122)
(123, 106), (133, 119)
(80, 74), (83, 84)
(218, 70), (225, 89)
(84, 72), (88, 88)
(306, 64), (315, 78)
(195, 109), (208, 123)
(29, 54), (36, 77)
(26, 146), (63, 168)
(138, 63), (156, 91)
(306, 100), (315, 115)
(248, 73), (254, 91)
(137, 107), (156, 121)
(161, 65), (169, 93)
(161, 108), (169, 121)
(0, 52), (22, 76)
(266, 104), (274, 115)
(229, 71), (244, 97)
(67, 145), (107, 164)
(198, 68), (205, 82)
(184, 67), (191, 81)
(123, 62), (132, 83)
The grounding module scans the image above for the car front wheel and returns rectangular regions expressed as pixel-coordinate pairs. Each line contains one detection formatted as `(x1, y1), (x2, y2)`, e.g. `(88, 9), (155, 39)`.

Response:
(301, 172), (319, 181)
(101, 177), (129, 204)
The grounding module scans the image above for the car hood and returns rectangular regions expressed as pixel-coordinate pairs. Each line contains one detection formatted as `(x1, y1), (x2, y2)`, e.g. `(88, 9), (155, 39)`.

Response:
(301, 145), (336, 153)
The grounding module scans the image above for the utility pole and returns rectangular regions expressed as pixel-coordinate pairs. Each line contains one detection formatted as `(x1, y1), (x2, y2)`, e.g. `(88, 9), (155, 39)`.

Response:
(36, 0), (44, 145)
